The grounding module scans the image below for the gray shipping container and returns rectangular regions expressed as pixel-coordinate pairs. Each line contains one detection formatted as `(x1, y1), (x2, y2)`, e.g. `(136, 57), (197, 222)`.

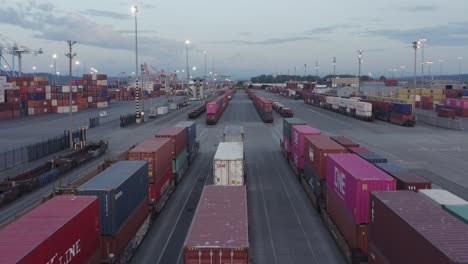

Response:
(77, 160), (149, 236)
(223, 125), (244, 143)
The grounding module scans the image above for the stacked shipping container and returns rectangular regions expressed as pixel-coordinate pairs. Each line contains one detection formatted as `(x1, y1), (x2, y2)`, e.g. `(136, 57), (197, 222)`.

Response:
(156, 127), (188, 184)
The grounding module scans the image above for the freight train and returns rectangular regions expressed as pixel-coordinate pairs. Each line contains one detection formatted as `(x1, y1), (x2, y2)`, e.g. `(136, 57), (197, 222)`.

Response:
(0, 121), (199, 264)
(280, 117), (468, 264)
(272, 101), (294, 117)
(245, 88), (274, 123)
(206, 88), (236, 125)
(0, 140), (108, 207)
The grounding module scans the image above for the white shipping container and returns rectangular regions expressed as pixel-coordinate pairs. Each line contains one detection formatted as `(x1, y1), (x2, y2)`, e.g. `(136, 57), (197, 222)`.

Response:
(0, 83), (13, 89)
(88, 97), (93, 103)
(57, 106), (78, 113)
(97, 102), (108, 108)
(28, 108), (35, 115)
(356, 110), (372, 117)
(338, 98), (347, 108)
(157, 106), (169, 115)
(71, 86), (78, 93)
(213, 142), (245, 186)
(45, 86), (51, 93)
(0, 76), (6, 83)
(0, 94), (4, 103)
(46, 93), (51, 100)
(223, 125), (245, 143)
(92, 73), (97, 81)
(52, 99), (58, 106)
(62, 85), (70, 93)
(419, 189), (468, 206)
(345, 99), (357, 109)
(355, 102), (372, 112)
(415, 95), (421, 102)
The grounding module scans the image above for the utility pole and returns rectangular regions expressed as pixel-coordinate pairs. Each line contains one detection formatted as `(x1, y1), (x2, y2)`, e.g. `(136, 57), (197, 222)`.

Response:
(412, 41), (420, 89)
(185, 40), (190, 84)
(358, 50), (363, 94)
(304, 64), (307, 81)
(315, 61), (319, 83)
(419, 38), (427, 88)
(294, 66), (297, 81)
(204, 50), (207, 80)
(65, 40), (77, 149)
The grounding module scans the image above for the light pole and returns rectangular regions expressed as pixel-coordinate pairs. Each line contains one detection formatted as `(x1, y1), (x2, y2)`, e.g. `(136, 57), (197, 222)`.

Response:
(75, 61), (80, 79)
(357, 49), (363, 93)
(412, 41), (420, 89)
(32, 66), (36, 77)
(53, 54), (57, 85)
(131, 5), (142, 123)
(438, 59), (444, 78)
(315, 61), (319, 83)
(333, 57), (336, 87)
(304, 64), (307, 81)
(458, 57), (463, 81)
(185, 40), (190, 83)
(399, 65), (406, 78)
(65, 40), (77, 149)
(204, 50), (207, 80)
(50, 64), (53, 80)
(419, 38), (427, 88)
(426, 61), (433, 80)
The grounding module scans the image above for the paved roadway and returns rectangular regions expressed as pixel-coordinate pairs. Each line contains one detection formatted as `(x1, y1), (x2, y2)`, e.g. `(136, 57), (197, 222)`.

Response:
(0, 96), (184, 150)
(258, 91), (468, 193)
(132, 92), (345, 264)
(0, 100), (202, 225)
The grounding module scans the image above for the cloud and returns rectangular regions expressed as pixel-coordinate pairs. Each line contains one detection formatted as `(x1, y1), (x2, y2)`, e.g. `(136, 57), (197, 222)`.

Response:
(301, 24), (361, 35)
(239, 32), (251, 36)
(210, 36), (319, 45)
(368, 22), (468, 46)
(396, 5), (439, 12)
(82, 9), (130, 20)
(0, 1), (183, 58)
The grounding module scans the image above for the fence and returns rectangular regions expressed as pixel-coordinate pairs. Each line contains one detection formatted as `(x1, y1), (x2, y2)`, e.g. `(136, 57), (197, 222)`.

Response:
(89, 115), (113, 129)
(415, 113), (463, 131)
(0, 129), (87, 172)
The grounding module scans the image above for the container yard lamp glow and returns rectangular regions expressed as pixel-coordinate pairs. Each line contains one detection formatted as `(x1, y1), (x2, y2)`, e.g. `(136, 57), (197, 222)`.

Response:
(418, 38), (427, 88)
(412, 41), (420, 89)
(75, 61), (80, 77)
(185, 40), (190, 82)
(53, 54), (57, 85)
(32, 66), (36, 77)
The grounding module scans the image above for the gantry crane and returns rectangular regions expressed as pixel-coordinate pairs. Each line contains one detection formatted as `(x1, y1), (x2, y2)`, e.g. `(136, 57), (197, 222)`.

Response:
(11, 43), (43, 76)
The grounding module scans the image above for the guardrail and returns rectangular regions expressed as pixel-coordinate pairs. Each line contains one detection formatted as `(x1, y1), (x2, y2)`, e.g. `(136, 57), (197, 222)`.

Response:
(415, 113), (463, 131)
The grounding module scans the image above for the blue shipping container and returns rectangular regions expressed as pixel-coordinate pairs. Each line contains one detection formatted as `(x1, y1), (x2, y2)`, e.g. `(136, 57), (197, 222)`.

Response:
(174, 121), (197, 153)
(462, 90), (468, 96)
(38, 168), (60, 186)
(27, 93), (46, 100)
(392, 103), (412, 115)
(76, 160), (148, 235)
(357, 152), (388, 164)
(375, 162), (409, 174)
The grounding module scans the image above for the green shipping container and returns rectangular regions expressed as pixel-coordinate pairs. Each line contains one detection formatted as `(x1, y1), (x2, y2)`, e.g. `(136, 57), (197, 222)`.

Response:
(20, 109), (28, 116)
(172, 147), (187, 174)
(283, 118), (306, 141)
(443, 204), (468, 224)
(169, 103), (178, 110)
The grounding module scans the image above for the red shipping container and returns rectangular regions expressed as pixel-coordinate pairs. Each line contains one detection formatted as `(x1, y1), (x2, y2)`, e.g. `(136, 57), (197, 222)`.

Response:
(155, 127), (187, 158)
(149, 166), (174, 204)
(438, 108), (456, 119)
(368, 243), (389, 264)
(128, 138), (173, 184)
(327, 189), (368, 253)
(0, 196), (101, 264)
(330, 136), (359, 149)
(184, 186), (249, 264)
(370, 191), (468, 264)
(101, 199), (149, 262)
(0, 110), (13, 119)
(304, 135), (347, 180)
(326, 154), (396, 224)
(389, 172), (431, 191)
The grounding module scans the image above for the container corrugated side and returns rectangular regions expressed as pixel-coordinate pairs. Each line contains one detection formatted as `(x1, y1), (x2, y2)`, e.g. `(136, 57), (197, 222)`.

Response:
(174, 121), (197, 152)
(184, 186), (248, 263)
(326, 154), (396, 224)
(76, 161), (149, 236)
(419, 189), (468, 206)
(283, 118), (305, 142)
(291, 125), (321, 169)
(128, 138), (172, 183)
(149, 166), (174, 204)
(0, 196), (100, 264)
(390, 172), (431, 191)
(443, 205), (468, 224)
(370, 191), (468, 264)
(155, 127), (187, 158)
(304, 135), (347, 180)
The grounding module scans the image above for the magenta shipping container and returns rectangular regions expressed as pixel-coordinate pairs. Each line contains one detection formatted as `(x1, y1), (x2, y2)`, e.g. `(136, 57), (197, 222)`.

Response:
(326, 154), (396, 224)
(291, 125), (321, 169)
(206, 102), (219, 114)
(282, 135), (290, 153)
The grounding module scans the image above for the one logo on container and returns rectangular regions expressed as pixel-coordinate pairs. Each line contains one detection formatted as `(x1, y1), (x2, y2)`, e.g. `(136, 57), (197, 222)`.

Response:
(115, 191), (123, 200)
(334, 167), (346, 197)
(46, 239), (81, 264)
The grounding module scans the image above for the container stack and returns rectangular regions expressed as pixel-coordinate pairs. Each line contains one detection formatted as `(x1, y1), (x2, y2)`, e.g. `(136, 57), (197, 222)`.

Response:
(281, 118), (306, 158)
(369, 191), (468, 264)
(76, 160), (149, 263)
(82, 74), (108, 108)
(54, 85), (78, 114)
(156, 127), (188, 184)
(290, 125), (321, 172)
(444, 98), (468, 117)
(128, 138), (173, 206)
(0, 76), (20, 119)
(420, 95), (434, 110)
(174, 121), (198, 164)
(389, 103), (413, 125)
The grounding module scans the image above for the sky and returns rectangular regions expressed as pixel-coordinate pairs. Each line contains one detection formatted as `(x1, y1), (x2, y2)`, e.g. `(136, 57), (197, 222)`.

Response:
(0, 0), (467, 80)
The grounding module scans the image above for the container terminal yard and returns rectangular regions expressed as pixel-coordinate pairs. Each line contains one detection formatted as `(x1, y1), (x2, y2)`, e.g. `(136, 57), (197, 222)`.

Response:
(0, 85), (468, 263)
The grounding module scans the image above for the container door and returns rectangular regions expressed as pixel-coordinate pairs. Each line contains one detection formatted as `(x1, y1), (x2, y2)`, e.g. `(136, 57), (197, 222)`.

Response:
(214, 160), (228, 185)
(228, 160), (244, 185)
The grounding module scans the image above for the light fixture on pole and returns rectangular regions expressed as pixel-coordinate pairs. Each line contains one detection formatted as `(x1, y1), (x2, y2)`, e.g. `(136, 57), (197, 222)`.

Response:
(399, 65), (406, 78)
(357, 49), (363, 93)
(315, 61), (319, 83)
(412, 41), (420, 89)
(458, 57), (463, 81)
(131, 5), (142, 123)
(75, 61), (80, 78)
(185, 40), (190, 83)
(53, 54), (57, 85)
(418, 38), (427, 88)
(204, 50), (207, 80)
(32, 66), (36, 77)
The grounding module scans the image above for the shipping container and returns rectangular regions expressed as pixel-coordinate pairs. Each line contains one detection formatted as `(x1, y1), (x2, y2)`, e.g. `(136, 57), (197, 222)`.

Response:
(348, 147), (372, 154)
(128, 138), (172, 184)
(291, 125), (321, 169)
(304, 135), (347, 181)
(370, 191), (468, 264)
(0, 196), (100, 264)
(213, 142), (245, 186)
(419, 189), (468, 206)
(326, 154), (396, 224)
(156, 127), (187, 158)
(374, 162), (409, 174)
(443, 205), (468, 224)
(389, 172), (431, 191)
(368, 242), (389, 264)
(174, 121), (197, 153)
(184, 186), (249, 264)
(356, 152), (388, 164)
(77, 161), (149, 235)
(173, 147), (188, 183)
(283, 118), (306, 143)
(223, 125), (245, 143)
(330, 136), (359, 148)
(149, 166), (174, 206)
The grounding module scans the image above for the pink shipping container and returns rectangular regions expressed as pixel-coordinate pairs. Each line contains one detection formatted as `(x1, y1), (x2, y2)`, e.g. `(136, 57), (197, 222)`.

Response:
(282, 135), (290, 153)
(291, 125), (321, 169)
(326, 154), (396, 224)
(445, 98), (468, 109)
(206, 101), (219, 114)
(0, 196), (101, 264)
